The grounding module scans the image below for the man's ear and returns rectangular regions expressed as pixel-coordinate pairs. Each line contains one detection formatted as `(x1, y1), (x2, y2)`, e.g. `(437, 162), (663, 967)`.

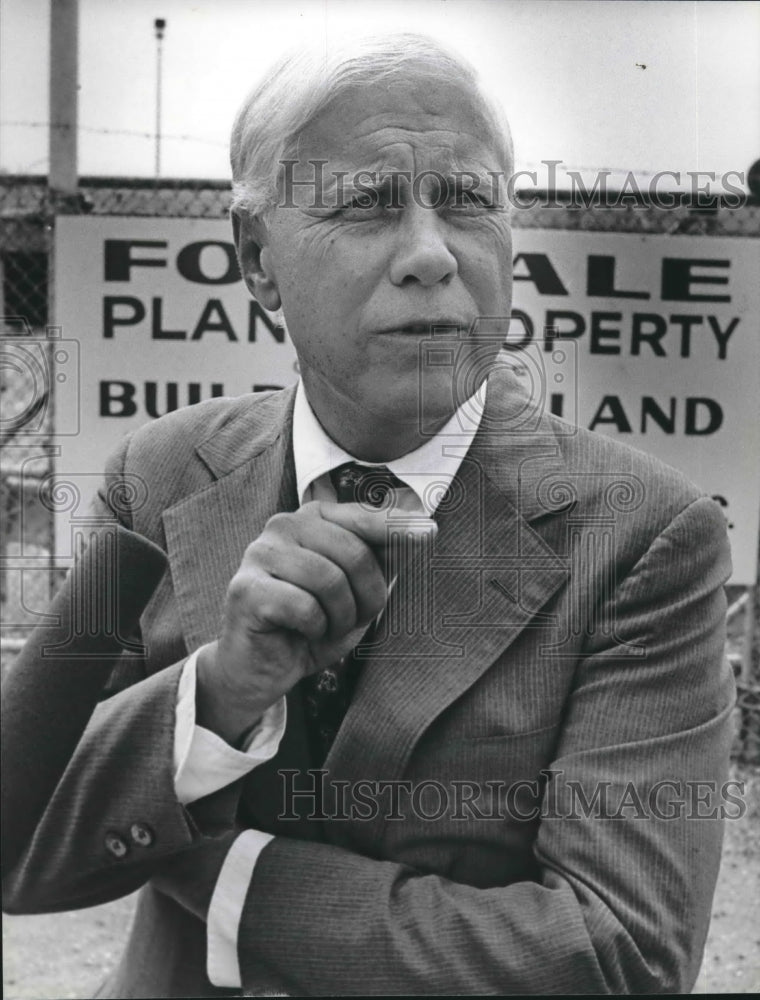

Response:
(232, 210), (281, 312)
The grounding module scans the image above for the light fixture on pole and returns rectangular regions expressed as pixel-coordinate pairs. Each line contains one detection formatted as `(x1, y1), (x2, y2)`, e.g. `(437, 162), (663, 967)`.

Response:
(154, 18), (166, 178)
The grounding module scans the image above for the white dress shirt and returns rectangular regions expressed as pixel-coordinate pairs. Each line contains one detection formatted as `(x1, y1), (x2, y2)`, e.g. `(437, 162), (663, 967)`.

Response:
(171, 379), (485, 988)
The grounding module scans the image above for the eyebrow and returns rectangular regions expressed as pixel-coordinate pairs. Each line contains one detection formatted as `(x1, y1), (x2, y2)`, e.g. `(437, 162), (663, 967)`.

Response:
(323, 165), (505, 201)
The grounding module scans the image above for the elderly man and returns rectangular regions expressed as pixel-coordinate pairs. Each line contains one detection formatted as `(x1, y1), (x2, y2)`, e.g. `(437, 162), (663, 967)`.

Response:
(3, 33), (734, 997)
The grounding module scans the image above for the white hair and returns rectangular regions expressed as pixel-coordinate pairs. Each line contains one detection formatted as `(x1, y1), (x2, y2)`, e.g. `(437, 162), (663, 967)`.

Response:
(230, 32), (514, 219)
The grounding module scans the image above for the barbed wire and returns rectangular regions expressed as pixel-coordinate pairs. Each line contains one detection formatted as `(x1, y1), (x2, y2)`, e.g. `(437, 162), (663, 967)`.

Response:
(0, 120), (228, 148)
(3, 122), (738, 180)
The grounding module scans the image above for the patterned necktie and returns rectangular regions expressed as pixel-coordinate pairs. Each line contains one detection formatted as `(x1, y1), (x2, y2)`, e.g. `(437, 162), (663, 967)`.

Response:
(302, 462), (405, 765)
(329, 461), (406, 507)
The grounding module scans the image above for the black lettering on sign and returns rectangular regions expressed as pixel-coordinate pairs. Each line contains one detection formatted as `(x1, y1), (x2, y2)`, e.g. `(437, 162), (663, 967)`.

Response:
(176, 241), (239, 285)
(100, 380), (137, 417)
(641, 397), (676, 434)
(151, 298), (186, 340)
(187, 383), (225, 404)
(104, 240), (167, 281)
(100, 381), (228, 418)
(631, 314), (667, 356)
(191, 300), (238, 340)
(589, 312), (622, 354)
(661, 259), (731, 303)
(248, 302), (286, 342)
(543, 311), (585, 347)
(685, 398), (723, 435)
(512, 254), (568, 296)
(549, 393), (564, 417)
(669, 314), (703, 357)
(586, 256), (649, 300)
(103, 297), (145, 338)
(504, 309), (534, 350)
(589, 395), (632, 433)
(145, 381), (180, 417)
(707, 316), (739, 360)
(588, 395), (724, 436)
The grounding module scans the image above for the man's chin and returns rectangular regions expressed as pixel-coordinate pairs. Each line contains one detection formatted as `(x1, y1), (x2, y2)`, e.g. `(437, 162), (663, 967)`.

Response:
(367, 384), (470, 443)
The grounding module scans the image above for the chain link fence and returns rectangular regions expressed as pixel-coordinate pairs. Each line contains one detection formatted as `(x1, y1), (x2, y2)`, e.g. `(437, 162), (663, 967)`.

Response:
(1, 173), (758, 761)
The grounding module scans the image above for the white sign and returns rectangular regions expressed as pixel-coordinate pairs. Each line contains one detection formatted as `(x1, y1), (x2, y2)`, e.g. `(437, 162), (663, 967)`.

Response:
(53, 216), (298, 557)
(53, 218), (760, 581)
(507, 230), (760, 583)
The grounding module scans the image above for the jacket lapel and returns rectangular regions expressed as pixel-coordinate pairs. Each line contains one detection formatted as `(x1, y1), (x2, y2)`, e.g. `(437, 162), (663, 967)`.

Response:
(162, 388), (298, 655)
(161, 387), (317, 835)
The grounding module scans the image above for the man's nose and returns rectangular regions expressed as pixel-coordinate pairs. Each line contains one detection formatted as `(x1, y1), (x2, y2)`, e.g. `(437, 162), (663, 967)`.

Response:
(388, 202), (458, 287)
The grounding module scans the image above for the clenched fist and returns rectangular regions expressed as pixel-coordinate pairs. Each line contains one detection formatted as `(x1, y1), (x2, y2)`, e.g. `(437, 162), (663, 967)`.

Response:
(195, 500), (436, 744)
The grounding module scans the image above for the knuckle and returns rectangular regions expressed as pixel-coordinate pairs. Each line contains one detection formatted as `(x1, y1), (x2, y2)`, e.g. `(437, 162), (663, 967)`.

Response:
(226, 571), (257, 613)
(299, 500), (323, 518)
(243, 535), (269, 563)
(245, 535), (279, 566)
(227, 571), (250, 602)
(256, 597), (282, 624)
(265, 511), (294, 533)
(344, 539), (375, 575)
(320, 562), (347, 596)
(297, 593), (326, 633)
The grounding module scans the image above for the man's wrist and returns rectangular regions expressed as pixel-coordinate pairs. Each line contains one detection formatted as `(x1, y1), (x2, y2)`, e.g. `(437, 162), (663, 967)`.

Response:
(195, 642), (264, 746)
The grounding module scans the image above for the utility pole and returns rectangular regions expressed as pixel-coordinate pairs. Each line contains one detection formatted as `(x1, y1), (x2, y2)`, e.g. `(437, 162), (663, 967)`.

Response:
(154, 18), (166, 178)
(49, 0), (79, 194)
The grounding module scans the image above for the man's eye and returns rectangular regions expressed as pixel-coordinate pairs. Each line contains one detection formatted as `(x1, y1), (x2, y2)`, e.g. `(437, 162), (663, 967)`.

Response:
(339, 190), (397, 217)
(447, 188), (498, 211)
(349, 192), (378, 210)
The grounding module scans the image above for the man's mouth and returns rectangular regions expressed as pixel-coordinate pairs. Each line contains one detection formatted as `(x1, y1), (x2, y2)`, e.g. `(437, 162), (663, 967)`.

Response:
(377, 320), (465, 335)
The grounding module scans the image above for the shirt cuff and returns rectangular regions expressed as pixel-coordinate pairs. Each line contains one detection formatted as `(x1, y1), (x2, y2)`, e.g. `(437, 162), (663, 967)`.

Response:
(207, 829), (274, 988)
(173, 649), (287, 805)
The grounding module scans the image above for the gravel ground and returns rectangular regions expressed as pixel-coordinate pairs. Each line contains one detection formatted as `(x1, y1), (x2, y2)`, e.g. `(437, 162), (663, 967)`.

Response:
(693, 765), (760, 994)
(3, 765), (758, 998)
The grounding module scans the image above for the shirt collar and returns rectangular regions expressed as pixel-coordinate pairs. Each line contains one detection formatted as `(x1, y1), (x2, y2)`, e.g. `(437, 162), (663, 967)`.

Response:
(292, 380), (485, 515)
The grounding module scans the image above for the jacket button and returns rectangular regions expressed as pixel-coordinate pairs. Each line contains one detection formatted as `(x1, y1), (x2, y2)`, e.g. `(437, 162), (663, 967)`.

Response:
(129, 822), (154, 847)
(104, 831), (129, 859)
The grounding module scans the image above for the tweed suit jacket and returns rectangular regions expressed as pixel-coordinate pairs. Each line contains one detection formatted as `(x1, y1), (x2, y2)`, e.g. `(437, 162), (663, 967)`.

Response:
(3, 367), (735, 996)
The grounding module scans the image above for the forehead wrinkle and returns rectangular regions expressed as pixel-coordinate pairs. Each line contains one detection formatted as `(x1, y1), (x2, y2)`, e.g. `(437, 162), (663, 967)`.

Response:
(339, 121), (496, 156)
(307, 132), (503, 178)
(293, 81), (510, 184)
(301, 93), (501, 154)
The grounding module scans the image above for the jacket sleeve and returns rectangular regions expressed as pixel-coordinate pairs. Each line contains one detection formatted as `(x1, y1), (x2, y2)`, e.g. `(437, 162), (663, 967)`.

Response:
(1, 435), (241, 914)
(228, 495), (735, 995)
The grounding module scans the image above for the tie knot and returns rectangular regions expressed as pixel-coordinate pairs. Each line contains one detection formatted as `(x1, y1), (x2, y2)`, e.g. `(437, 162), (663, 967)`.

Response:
(330, 462), (405, 507)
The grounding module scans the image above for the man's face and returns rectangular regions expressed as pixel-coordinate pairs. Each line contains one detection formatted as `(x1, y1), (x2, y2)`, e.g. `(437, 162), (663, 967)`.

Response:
(246, 73), (513, 457)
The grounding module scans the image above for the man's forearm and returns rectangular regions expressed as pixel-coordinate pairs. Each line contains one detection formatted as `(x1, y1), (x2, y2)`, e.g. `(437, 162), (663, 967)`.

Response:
(236, 835), (611, 995)
(3, 662), (200, 914)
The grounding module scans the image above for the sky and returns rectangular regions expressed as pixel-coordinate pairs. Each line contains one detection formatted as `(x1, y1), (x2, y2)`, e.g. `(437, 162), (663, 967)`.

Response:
(1, 0), (759, 187)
